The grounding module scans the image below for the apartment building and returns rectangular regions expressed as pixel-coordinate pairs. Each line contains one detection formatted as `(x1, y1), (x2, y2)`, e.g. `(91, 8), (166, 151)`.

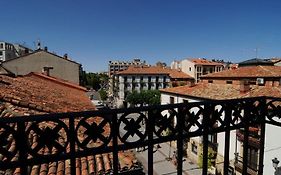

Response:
(171, 58), (224, 83)
(108, 58), (148, 77)
(114, 65), (193, 107)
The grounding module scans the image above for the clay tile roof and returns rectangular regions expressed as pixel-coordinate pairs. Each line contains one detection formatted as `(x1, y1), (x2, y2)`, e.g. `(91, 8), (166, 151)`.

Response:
(0, 74), (95, 113)
(0, 74), (142, 174)
(201, 65), (281, 79)
(160, 83), (281, 100)
(190, 58), (224, 66)
(117, 66), (193, 79)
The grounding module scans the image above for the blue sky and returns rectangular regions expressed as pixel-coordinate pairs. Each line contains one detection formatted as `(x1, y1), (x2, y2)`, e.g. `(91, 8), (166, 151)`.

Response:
(2, 0), (281, 72)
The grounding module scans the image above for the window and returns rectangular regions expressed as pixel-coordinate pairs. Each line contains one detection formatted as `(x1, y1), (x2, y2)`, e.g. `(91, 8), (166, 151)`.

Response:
(170, 97), (174, 104)
(0, 43), (3, 49)
(189, 67), (191, 71)
(247, 147), (258, 170)
(183, 99), (188, 103)
(0, 51), (2, 56)
(226, 80), (233, 84)
(191, 142), (198, 154)
(208, 80), (213, 83)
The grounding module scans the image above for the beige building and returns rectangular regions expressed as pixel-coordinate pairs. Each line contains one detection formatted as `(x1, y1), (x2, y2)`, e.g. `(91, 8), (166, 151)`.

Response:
(2, 49), (81, 84)
(114, 65), (194, 107)
(171, 58), (224, 83)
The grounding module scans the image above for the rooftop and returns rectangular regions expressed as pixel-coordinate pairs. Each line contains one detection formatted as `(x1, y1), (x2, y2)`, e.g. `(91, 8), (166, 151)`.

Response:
(160, 83), (281, 100)
(190, 58), (224, 66)
(238, 58), (274, 67)
(201, 65), (281, 79)
(117, 66), (193, 79)
(0, 73), (142, 175)
(0, 73), (94, 113)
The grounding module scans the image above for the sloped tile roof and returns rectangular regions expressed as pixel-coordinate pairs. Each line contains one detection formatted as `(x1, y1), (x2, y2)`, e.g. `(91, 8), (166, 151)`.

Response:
(160, 83), (281, 100)
(190, 58), (224, 66)
(117, 66), (193, 79)
(0, 73), (94, 113)
(201, 65), (281, 79)
(0, 74), (142, 174)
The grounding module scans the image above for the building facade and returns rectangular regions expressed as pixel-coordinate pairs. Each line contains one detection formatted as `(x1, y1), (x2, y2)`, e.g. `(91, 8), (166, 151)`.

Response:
(0, 41), (33, 62)
(2, 49), (81, 84)
(171, 58), (224, 83)
(114, 66), (194, 107)
(108, 58), (148, 77)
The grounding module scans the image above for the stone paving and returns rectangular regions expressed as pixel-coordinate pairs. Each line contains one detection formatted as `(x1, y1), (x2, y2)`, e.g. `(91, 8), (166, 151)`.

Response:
(135, 141), (202, 175)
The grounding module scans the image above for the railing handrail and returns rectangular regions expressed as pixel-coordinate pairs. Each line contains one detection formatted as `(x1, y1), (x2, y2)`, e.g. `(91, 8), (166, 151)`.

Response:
(1, 96), (281, 175)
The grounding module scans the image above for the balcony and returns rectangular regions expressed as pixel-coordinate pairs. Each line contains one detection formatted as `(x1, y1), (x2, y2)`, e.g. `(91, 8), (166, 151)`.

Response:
(0, 97), (281, 174)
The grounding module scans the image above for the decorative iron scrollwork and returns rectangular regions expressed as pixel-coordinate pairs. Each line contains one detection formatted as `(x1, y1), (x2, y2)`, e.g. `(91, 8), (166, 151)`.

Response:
(76, 116), (112, 149)
(26, 120), (69, 157)
(0, 123), (17, 162)
(183, 105), (204, 134)
(266, 99), (281, 124)
(118, 112), (147, 143)
(153, 109), (177, 137)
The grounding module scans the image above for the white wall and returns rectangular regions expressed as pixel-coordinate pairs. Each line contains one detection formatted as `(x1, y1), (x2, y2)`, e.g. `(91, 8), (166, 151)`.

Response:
(264, 124), (281, 175)
(180, 59), (195, 78)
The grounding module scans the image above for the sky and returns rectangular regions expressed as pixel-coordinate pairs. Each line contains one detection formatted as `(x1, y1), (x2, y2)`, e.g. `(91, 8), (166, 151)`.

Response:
(2, 0), (281, 72)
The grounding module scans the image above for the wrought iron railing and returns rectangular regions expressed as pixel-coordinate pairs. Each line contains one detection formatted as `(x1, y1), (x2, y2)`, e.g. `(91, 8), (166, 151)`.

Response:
(0, 96), (281, 174)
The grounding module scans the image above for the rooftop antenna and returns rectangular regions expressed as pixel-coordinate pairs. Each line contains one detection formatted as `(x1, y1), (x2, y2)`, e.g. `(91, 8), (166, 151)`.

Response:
(36, 39), (41, 50)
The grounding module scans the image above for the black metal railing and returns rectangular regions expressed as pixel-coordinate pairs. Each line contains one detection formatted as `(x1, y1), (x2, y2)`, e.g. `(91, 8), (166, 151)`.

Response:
(1, 96), (281, 174)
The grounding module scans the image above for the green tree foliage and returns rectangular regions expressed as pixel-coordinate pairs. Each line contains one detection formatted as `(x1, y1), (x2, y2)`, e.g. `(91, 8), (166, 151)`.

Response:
(126, 90), (160, 106)
(99, 89), (108, 101)
(198, 145), (216, 168)
(80, 71), (109, 91)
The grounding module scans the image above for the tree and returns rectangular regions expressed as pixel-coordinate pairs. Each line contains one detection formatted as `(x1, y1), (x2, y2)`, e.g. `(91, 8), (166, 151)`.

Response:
(99, 89), (108, 101)
(198, 145), (216, 169)
(126, 90), (160, 107)
(80, 71), (109, 91)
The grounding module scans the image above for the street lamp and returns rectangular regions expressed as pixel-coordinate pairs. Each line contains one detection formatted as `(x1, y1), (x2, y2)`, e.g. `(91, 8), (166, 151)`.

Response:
(273, 157), (280, 170)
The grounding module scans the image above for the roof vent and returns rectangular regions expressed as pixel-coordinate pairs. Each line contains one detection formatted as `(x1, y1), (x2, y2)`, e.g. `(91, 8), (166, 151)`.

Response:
(257, 78), (264, 85)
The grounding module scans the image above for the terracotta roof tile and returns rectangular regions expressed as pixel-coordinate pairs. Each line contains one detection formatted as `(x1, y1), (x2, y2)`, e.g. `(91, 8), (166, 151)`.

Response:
(161, 83), (281, 100)
(117, 66), (193, 79)
(190, 58), (224, 66)
(202, 65), (281, 79)
(0, 74), (95, 113)
(0, 74), (143, 174)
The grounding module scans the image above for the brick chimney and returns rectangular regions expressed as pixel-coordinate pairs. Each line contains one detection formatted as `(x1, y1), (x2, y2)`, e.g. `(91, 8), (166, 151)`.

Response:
(240, 80), (250, 92)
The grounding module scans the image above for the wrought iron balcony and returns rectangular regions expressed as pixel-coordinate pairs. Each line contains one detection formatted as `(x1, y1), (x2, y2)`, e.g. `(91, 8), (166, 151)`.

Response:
(0, 96), (281, 174)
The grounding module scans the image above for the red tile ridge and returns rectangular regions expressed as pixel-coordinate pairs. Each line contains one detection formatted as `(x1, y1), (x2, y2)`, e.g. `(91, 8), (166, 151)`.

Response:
(25, 72), (87, 92)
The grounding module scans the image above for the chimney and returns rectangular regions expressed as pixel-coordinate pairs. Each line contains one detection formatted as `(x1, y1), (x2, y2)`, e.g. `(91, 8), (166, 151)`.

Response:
(44, 47), (48, 51)
(63, 53), (68, 59)
(240, 80), (250, 92)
